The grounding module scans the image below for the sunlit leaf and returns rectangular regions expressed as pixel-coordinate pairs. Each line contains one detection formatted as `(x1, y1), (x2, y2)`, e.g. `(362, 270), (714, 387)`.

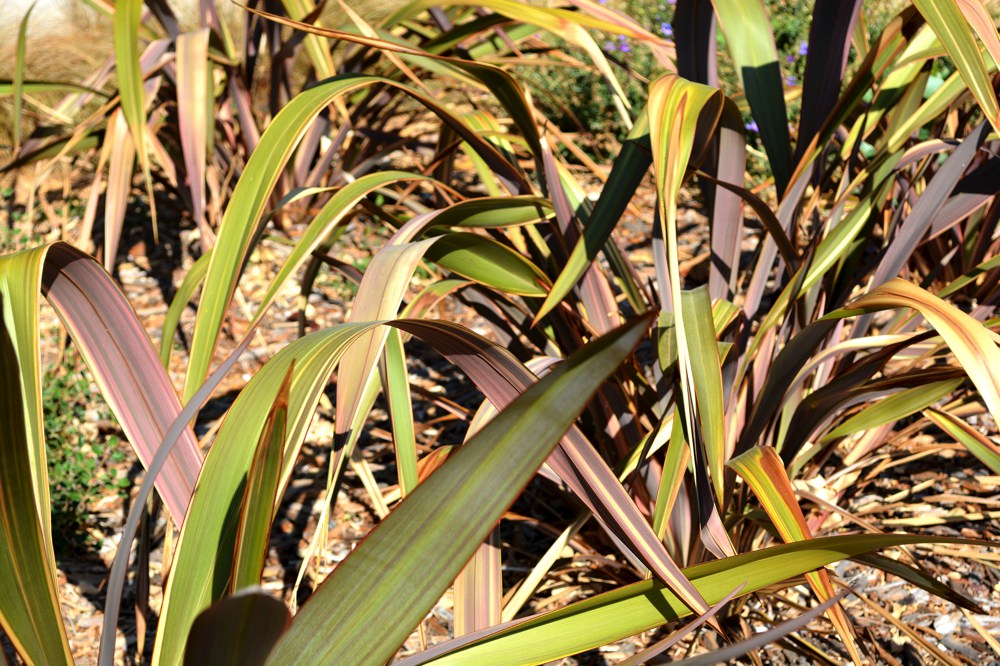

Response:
(404, 535), (985, 664)
(266, 318), (650, 663)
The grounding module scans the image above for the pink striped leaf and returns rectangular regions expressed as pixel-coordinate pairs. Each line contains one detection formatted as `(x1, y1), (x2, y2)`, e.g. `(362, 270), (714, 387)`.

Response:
(0, 243), (204, 665)
(5, 243), (202, 519)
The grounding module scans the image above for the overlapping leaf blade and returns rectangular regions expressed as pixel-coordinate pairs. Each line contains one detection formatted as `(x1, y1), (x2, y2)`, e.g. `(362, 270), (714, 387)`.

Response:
(925, 408), (1000, 474)
(265, 317), (649, 664)
(0, 253), (71, 666)
(230, 365), (293, 592)
(405, 535), (985, 665)
(183, 75), (526, 402)
(728, 446), (862, 664)
(844, 279), (1000, 425)
(913, 0), (1000, 135)
(183, 591), (290, 666)
(709, 0), (792, 193)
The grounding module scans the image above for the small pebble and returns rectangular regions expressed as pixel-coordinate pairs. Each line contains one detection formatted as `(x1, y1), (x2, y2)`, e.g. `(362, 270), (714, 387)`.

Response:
(934, 614), (957, 635)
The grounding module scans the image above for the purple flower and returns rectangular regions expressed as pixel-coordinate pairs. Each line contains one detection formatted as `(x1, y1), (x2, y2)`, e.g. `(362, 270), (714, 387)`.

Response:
(786, 54), (794, 63)
(617, 34), (631, 52)
(745, 120), (759, 133)
(603, 40), (614, 52)
(786, 75), (796, 85)
(660, 22), (673, 37)
(799, 40), (808, 56)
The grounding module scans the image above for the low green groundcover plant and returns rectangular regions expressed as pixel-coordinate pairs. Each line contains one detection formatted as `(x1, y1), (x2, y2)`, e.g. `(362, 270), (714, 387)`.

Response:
(42, 350), (128, 554)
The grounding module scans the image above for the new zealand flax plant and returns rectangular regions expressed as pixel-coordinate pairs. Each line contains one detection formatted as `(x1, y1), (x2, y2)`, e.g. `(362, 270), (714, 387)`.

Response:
(2, 0), (1000, 663)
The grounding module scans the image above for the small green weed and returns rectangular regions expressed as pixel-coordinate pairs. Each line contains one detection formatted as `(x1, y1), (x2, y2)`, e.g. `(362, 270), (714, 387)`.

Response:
(42, 349), (128, 555)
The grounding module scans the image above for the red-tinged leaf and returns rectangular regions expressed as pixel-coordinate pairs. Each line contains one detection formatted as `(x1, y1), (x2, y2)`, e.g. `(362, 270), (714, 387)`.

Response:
(864, 122), (989, 296)
(103, 41), (170, 269)
(453, 532), (502, 636)
(229, 76), (260, 152)
(674, 0), (719, 86)
(4, 243), (201, 521)
(929, 156), (1000, 240)
(391, 319), (713, 619)
(103, 109), (135, 271)
(705, 97), (746, 301)
(728, 446), (863, 664)
(335, 239), (438, 459)
(0, 244), (200, 664)
(794, 0), (863, 165)
(697, 169), (797, 271)
(176, 28), (212, 250)
(955, 0), (1000, 69)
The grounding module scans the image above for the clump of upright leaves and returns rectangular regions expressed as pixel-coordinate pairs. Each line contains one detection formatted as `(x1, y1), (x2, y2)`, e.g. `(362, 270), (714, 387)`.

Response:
(0, 0), (999, 665)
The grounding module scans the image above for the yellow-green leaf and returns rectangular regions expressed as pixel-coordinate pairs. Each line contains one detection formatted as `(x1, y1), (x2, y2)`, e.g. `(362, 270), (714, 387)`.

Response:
(728, 446), (863, 664)
(844, 279), (1000, 428)
(925, 407), (1000, 474)
(913, 0), (1000, 135)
